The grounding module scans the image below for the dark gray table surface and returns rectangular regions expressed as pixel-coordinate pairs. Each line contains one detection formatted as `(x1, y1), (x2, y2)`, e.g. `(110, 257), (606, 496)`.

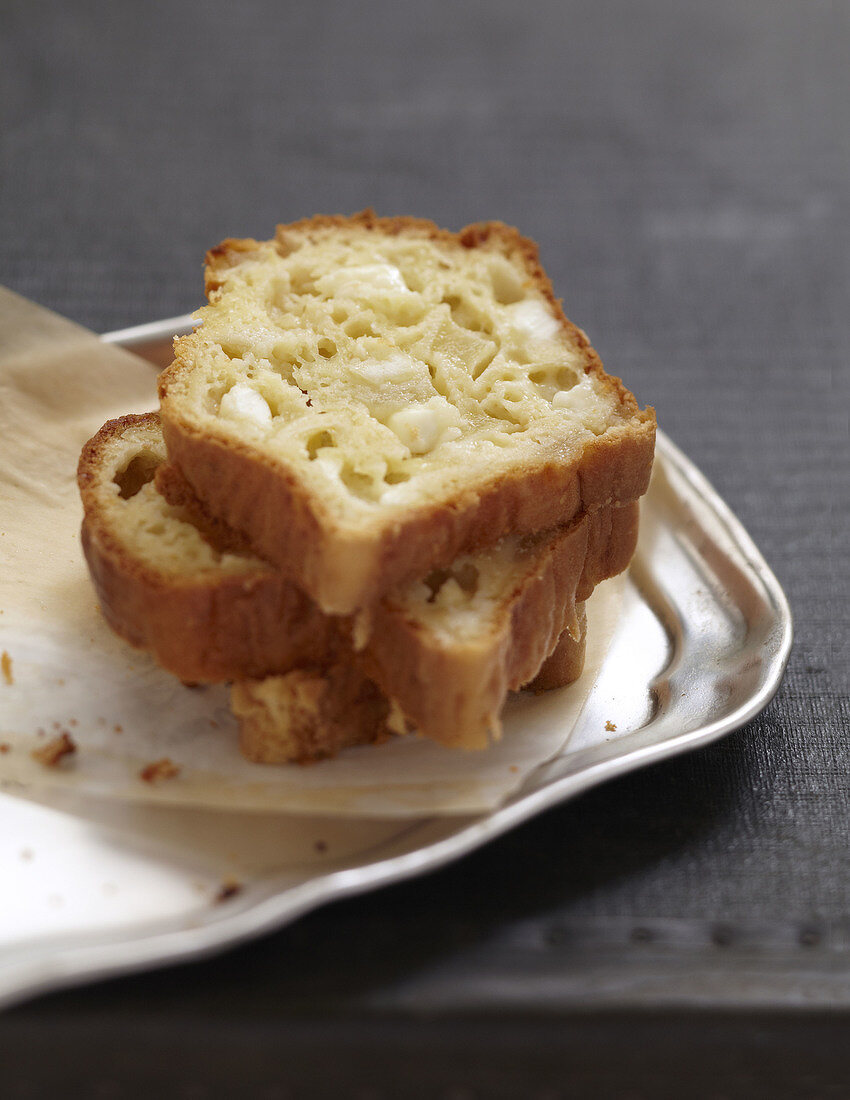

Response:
(1, 0), (848, 1095)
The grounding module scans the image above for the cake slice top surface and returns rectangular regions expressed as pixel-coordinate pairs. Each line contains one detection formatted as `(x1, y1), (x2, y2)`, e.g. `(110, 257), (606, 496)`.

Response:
(163, 213), (633, 517)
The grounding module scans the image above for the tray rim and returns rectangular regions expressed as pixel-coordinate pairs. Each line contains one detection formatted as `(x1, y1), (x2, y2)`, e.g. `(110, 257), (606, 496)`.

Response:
(0, 315), (793, 1010)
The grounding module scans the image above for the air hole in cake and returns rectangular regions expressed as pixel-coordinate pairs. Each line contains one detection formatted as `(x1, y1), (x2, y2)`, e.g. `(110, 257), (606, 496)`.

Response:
(421, 359), (453, 400)
(429, 370), (452, 403)
(442, 294), (488, 334)
(489, 260), (525, 305)
(452, 561), (479, 595)
(399, 268), (424, 293)
(528, 366), (576, 395)
(422, 561), (479, 601)
(384, 470), (410, 485)
(115, 452), (159, 500)
(271, 348), (298, 384)
(306, 430), (335, 460)
(317, 338), (337, 359)
(471, 347), (498, 380)
(290, 267), (316, 294)
(423, 568), (450, 601)
(339, 465), (379, 502)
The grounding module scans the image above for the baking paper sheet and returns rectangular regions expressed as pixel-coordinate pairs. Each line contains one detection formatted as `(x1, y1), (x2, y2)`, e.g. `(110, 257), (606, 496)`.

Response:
(0, 288), (623, 817)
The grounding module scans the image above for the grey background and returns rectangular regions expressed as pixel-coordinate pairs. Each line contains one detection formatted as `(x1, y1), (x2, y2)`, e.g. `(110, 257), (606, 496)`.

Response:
(1, 0), (848, 1094)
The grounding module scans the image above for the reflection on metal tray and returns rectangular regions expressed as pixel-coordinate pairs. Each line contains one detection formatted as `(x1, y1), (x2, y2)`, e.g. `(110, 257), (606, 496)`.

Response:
(0, 316), (792, 1009)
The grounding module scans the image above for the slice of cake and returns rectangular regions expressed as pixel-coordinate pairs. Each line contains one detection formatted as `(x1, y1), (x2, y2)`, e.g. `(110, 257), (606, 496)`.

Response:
(78, 413), (337, 683)
(159, 211), (655, 614)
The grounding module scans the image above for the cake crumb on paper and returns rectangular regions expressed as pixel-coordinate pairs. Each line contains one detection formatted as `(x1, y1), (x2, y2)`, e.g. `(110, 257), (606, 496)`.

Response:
(1, 651), (13, 685)
(215, 879), (243, 903)
(0, 742), (10, 754)
(605, 720), (617, 732)
(32, 732), (77, 768)
(139, 757), (180, 783)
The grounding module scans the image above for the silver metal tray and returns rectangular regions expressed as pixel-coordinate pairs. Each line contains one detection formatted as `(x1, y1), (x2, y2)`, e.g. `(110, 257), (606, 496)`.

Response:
(0, 316), (792, 1010)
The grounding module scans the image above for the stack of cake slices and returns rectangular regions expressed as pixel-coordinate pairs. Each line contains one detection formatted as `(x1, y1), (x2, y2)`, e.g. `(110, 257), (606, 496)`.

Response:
(78, 212), (655, 763)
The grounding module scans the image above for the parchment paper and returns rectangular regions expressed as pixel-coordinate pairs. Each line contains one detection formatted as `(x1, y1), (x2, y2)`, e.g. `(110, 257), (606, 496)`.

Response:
(0, 288), (624, 817)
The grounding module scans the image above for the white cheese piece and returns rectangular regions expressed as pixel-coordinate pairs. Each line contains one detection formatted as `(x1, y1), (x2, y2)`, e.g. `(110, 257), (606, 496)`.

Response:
(508, 299), (562, 343)
(386, 397), (463, 455)
(552, 375), (610, 431)
(219, 383), (272, 427)
(316, 264), (409, 298)
(221, 324), (283, 362)
(349, 353), (424, 386)
(387, 406), (442, 454)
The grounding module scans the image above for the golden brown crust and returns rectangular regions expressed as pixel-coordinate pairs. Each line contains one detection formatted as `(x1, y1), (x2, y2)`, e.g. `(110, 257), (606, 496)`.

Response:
(204, 237), (268, 295)
(530, 604), (587, 691)
(159, 211), (655, 614)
